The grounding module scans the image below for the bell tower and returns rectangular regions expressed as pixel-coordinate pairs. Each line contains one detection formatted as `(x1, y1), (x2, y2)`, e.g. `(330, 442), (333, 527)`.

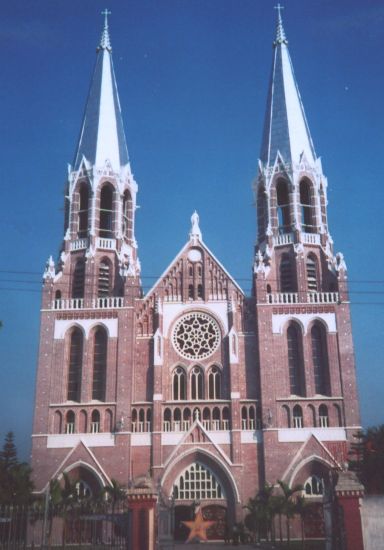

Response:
(254, 7), (360, 485)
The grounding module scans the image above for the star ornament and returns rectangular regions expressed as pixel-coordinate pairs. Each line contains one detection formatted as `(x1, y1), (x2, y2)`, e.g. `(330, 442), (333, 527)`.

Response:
(182, 507), (216, 543)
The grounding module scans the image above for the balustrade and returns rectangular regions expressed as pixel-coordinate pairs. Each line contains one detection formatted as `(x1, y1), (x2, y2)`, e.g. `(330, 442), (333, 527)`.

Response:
(51, 296), (124, 310)
(96, 237), (116, 250)
(267, 291), (339, 305)
(70, 238), (88, 251)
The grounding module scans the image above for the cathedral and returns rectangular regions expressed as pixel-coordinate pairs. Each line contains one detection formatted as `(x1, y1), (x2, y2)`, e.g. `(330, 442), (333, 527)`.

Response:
(31, 8), (361, 540)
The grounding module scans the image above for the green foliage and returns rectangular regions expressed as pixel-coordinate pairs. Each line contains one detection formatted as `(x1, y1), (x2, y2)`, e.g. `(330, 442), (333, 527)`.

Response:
(0, 431), (34, 504)
(349, 425), (384, 493)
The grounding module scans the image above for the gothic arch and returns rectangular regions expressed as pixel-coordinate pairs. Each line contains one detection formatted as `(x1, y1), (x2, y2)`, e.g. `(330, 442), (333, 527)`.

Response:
(275, 178), (291, 234)
(161, 448), (241, 506)
(62, 461), (107, 490)
(287, 455), (336, 489)
(98, 182), (115, 238)
(299, 177), (316, 233)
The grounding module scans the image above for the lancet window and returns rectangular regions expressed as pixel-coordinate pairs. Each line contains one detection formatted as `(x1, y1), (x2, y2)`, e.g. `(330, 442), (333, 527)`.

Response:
(172, 462), (224, 501)
(92, 327), (107, 401)
(311, 324), (330, 395)
(99, 184), (114, 238)
(276, 180), (291, 234)
(91, 410), (101, 433)
(208, 366), (221, 400)
(191, 366), (204, 400)
(287, 324), (305, 396)
(172, 367), (186, 401)
(319, 404), (329, 428)
(257, 186), (268, 239)
(304, 475), (324, 496)
(78, 184), (89, 238)
(98, 259), (111, 297)
(122, 190), (133, 240)
(306, 255), (318, 291)
(72, 259), (85, 299)
(300, 179), (315, 233)
(67, 328), (83, 402)
(293, 404), (304, 428)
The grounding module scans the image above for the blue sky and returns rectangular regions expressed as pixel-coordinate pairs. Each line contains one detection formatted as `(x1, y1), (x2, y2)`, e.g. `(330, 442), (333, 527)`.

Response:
(0, 0), (383, 461)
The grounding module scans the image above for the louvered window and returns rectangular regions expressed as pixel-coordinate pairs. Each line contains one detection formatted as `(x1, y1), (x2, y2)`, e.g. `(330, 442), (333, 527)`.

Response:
(280, 255), (295, 292)
(306, 256), (318, 291)
(98, 260), (110, 297)
(99, 185), (113, 238)
(72, 260), (85, 298)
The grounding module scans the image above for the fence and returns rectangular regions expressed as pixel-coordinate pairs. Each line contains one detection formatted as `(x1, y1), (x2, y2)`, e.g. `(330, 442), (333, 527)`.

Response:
(0, 503), (131, 549)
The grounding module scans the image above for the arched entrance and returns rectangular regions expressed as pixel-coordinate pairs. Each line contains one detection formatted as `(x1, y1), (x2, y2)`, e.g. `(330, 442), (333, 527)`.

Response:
(161, 450), (239, 542)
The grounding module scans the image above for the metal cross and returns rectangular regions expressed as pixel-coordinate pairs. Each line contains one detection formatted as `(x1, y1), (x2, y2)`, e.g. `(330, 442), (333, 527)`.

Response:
(101, 9), (112, 25)
(274, 3), (284, 17)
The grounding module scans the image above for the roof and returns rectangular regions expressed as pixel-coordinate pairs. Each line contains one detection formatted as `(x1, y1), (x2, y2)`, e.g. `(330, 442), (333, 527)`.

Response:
(260, 9), (316, 168)
(73, 15), (129, 171)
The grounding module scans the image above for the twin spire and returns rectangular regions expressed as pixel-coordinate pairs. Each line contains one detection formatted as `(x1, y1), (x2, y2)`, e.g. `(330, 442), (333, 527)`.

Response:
(72, 8), (316, 176)
(73, 10), (129, 172)
(260, 5), (316, 169)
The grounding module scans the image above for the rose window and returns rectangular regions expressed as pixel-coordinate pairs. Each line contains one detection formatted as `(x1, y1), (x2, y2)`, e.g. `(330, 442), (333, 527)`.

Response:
(172, 312), (220, 360)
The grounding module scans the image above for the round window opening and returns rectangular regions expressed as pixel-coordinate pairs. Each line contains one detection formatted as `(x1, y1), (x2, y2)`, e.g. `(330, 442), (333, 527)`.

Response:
(172, 312), (220, 360)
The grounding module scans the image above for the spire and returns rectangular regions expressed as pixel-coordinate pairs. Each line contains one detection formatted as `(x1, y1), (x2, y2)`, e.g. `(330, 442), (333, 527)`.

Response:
(260, 6), (316, 169)
(73, 10), (129, 172)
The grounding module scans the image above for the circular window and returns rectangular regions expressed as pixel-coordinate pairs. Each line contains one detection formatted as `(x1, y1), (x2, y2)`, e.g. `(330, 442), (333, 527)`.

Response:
(172, 312), (220, 360)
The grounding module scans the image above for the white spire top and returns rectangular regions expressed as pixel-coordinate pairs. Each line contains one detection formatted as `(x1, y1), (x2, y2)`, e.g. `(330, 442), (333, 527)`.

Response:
(99, 9), (112, 51)
(73, 11), (129, 172)
(190, 211), (202, 242)
(260, 8), (316, 169)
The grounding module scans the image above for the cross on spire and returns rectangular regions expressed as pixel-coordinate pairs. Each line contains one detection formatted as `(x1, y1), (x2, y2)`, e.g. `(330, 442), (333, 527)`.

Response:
(101, 9), (111, 26)
(99, 8), (112, 51)
(274, 3), (288, 45)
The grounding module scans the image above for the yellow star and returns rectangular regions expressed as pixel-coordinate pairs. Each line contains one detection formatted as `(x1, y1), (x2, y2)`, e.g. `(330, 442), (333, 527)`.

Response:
(182, 507), (217, 543)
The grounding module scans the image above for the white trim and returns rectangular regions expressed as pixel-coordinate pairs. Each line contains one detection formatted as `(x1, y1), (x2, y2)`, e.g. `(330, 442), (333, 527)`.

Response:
(47, 433), (115, 448)
(278, 428), (346, 442)
(272, 312), (336, 335)
(54, 318), (118, 339)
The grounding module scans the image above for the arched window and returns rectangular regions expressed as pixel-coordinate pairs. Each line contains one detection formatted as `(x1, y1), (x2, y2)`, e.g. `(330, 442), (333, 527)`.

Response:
(163, 408), (171, 432)
(208, 366), (221, 400)
(280, 254), (296, 292)
(300, 180), (315, 233)
(104, 409), (113, 432)
(197, 284), (204, 299)
(91, 410), (100, 433)
(173, 463), (225, 501)
(282, 405), (291, 428)
(293, 405), (303, 428)
(276, 180), (290, 234)
(319, 404), (329, 428)
(172, 367), (186, 401)
(92, 328), (107, 401)
(191, 366), (204, 400)
(188, 284), (194, 299)
(98, 259), (111, 297)
(76, 480), (92, 498)
(311, 324), (330, 395)
(241, 406), (248, 430)
(287, 324), (305, 396)
(65, 410), (75, 434)
(67, 328), (83, 401)
(122, 190), (132, 240)
(334, 404), (343, 427)
(304, 475), (324, 496)
(99, 184), (113, 238)
(79, 409), (87, 433)
(306, 255), (318, 291)
(78, 184), (89, 238)
(72, 259), (85, 299)
(54, 411), (62, 434)
(257, 186), (268, 239)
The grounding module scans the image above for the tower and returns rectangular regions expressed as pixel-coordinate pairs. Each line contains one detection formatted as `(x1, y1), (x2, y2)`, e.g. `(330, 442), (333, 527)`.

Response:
(253, 7), (360, 488)
(32, 13), (141, 492)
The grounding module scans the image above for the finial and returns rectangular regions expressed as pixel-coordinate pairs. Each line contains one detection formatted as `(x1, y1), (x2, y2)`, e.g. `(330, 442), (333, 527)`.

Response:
(98, 9), (112, 51)
(274, 4), (288, 46)
(189, 211), (202, 242)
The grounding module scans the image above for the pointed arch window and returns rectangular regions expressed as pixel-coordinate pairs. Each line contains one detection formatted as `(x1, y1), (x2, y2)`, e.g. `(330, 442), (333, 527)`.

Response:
(300, 179), (315, 233)
(280, 254), (296, 292)
(92, 328), (107, 401)
(306, 255), (318, 291)
(172, 367), (186, 401)
(257, 186), (268, 239)
(98, 259), (111, 297)
(67, 329), (83, 402)
(99, 184), (114, 238)
(72, 259), (85, 299)
(208, 366), (221, 400)
(276, 180), (291, 234)
(319, 404), (329, 427)
(191, 366), (204, 400)
(311, 324), (330, 395)
(122, 190), (133, 240)
(173, 462), (224, 501)
(304, 475), (324, 496)
(287, 324), (305, 396)
(78, 184), (89, 238)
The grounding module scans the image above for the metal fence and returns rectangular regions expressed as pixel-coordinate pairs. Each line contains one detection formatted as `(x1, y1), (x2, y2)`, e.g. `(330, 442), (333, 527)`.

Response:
(0, 504), (131, 549)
